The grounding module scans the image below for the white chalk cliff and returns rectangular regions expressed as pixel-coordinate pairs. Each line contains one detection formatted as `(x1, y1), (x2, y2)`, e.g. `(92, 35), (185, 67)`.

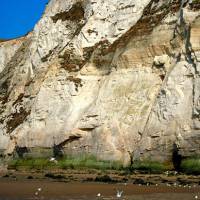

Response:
(0, 0), (199, 165)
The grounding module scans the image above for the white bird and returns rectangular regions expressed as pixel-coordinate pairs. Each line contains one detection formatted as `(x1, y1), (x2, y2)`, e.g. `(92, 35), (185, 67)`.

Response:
(35, 192), (39, 196)
(97, 193), (101, 197)
(174, 171), (178, 175)
(49, 157), (56, 162)
(38, 188), (42, 192)
(174, 183), (177, 187)
(195, 195), (198, 199)
(164, 171), (169, 176)
(49, 157), (58, 164)
(116, 190), (123, 198)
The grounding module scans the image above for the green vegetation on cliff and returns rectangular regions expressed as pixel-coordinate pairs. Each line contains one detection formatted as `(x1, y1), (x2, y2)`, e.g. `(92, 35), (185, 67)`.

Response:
(192, 0), (200, 3)
(180, 157), (200, 175)
(8, 156), (169, 174)
(8, 156), (200, 175)
(131, 160), (171, 174)
(8, 155), (123, 171)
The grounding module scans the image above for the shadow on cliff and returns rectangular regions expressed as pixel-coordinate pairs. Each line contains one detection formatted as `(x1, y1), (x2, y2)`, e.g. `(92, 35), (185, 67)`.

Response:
(172, 143), (182, 171)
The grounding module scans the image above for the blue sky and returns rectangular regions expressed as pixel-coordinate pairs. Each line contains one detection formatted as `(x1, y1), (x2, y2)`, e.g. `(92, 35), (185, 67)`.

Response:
(0, 0), (49, 39)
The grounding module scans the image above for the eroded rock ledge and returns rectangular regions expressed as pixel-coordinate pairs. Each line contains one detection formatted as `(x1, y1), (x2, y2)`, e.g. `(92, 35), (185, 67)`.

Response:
(0, 0), (199, 166)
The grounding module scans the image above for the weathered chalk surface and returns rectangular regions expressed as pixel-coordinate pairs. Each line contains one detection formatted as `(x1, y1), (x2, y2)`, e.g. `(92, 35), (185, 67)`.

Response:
(0, 0), (199, 165)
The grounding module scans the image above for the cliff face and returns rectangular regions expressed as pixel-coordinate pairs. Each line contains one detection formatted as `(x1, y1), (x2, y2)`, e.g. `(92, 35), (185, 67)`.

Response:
(0, 0), (199, 165)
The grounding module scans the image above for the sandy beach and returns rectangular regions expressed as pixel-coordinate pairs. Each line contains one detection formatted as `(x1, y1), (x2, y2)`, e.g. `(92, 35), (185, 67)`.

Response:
(0, 179), (199, 200)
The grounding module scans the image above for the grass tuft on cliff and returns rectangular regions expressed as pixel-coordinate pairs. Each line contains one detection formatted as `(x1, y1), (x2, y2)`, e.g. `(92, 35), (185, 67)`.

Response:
(8, 158), (54, 170)
(180, 157), (200, 175)
(58, 155), (123, 170)
(192, 0), (200, 3)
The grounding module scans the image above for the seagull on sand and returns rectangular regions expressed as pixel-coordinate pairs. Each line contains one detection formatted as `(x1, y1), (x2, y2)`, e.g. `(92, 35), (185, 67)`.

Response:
(34, 187), (42, 196)
(116, 190), (123, 198)
(35, 192), (39, 196)
(97, 193), (101, 197)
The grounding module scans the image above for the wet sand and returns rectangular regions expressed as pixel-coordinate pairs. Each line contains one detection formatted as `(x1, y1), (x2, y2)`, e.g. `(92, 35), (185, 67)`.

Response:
(0, 180), (199, 200)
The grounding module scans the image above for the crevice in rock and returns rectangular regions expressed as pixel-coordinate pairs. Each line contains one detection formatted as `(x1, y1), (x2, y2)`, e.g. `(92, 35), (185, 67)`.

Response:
(159, 74), (165, 81)
(12, 93), (24, 106)
(41, 50), (53, 62)
(53, 135), (81, 158)
(0, 38), (32, 105)
(172, 143), (182, 171)
(0, 81), (10, 104)
(79, 128), (96, 132)
(128, 151), (134, 166)
(51, 2), (84, 23)
(183, 25), (199, 120)
(59, 51), (85, 72)
(6, 108), (31, 133)
(15, 146), (29, 158)
(67, 76), (83, 92)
